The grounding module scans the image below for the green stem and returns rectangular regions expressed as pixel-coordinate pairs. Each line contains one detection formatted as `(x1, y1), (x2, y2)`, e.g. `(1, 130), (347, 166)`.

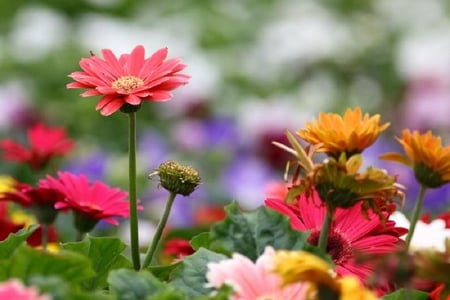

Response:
(76, 231), (84, 242)
(405, 185), (427, 249)
(128, 111), (140, 270)
(142, 191), (177, 269)
(41, 224), (48, 251)
(318, 206), (334, 251)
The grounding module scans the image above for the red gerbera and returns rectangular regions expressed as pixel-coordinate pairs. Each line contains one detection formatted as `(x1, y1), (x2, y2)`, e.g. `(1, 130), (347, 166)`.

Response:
(0, 123), (74, 170)
(67, 45), (190, 116)
(265, 184), (407, 294)
(39, 171), (133, 229)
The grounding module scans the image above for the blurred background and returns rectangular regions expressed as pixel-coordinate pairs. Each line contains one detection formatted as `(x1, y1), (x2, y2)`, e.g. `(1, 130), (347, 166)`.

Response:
(1, 0), (450, 242)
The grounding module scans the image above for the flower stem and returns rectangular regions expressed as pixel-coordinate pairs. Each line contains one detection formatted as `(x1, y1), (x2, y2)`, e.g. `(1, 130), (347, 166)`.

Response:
(128, 111), (140, 270)
(76, 231), (84, 242)
(142, 191), (177, 269)
(405, 185), (427, 249)
(318, 206), (334, 251)
(41, 224), (48, 251)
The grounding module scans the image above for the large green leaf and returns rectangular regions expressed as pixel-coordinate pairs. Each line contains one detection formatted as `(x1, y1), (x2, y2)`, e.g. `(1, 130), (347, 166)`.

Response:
(170, 248), (227, 298)
(381, 288), (428, 300)
(210, 201), (313, 260)
(28, 275), (114, 300)
(0, 244), (95, 284)
(61, 235), (131, 289)
(0, 224), (39, 259)
(108, 269), (166, 300)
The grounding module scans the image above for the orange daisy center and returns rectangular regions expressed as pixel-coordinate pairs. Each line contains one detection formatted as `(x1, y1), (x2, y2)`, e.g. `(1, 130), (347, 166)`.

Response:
(112, 76), (144, 92)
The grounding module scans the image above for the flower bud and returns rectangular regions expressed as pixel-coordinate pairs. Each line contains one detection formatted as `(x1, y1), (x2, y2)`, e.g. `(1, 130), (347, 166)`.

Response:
(151, 161), (201, 196)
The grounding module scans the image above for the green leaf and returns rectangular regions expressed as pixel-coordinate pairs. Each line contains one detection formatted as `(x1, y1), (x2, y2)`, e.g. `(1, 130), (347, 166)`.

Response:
(0, 224), (39, 259)
(190, 232), (210, 251)
(61, 235), (131, 290)
(381, 288), (429, 300)
(108, 269), (166, 300)
(0, 244), (95, 284)
(210, 201), (312, 260)
(170, 248), (227, 297)
(148, 261), (182, 281)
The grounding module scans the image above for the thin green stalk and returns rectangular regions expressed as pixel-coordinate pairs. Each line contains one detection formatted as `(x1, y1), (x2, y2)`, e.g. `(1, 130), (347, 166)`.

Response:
(76, 231), (84, 242)
(41, 224), (48, 251)
(405, 185), (427, 249)
(318, 206), (334, 251)
(128, 111), (140, 270)
(142, 191), (177, 269)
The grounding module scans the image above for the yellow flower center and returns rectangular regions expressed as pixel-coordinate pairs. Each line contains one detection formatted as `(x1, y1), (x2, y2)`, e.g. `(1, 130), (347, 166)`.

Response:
(111, 76), (144, 92)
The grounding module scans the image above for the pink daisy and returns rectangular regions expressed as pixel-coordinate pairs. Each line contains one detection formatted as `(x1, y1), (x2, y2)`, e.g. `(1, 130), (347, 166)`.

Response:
(67, 45), (190, 116)
(265, 183), (407, 294)
(206, 246), (310, 300)
(39, 171), (135, 229)
(0, 123), (74, 170)
(0, 279), (50, 300)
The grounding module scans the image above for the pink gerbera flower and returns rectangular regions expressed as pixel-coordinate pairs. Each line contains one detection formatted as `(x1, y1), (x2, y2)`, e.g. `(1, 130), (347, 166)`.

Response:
(265, 183), (407, 294)
(206, 246), (310, 300)
(0, 181), (64, 225)
(39, 171), (135, 232)
(67, 45), (190, 116)
(0, 123), (74, 170)
(0, 279), (50, 300)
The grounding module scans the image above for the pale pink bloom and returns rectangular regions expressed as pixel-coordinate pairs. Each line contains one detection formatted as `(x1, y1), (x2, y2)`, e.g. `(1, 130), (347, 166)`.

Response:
(67, 45), (190, 116)
(0, 279), (50, 300)
(206, 247), (310, 300)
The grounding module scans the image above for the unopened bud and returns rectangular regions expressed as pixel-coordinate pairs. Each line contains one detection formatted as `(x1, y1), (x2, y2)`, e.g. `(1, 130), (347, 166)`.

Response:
(151, 161), (201, 196)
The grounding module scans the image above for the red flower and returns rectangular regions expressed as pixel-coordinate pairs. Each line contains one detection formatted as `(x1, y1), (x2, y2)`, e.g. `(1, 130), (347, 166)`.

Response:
(0, 123), (74, 170)
(265, 184), (407, 294)
(67, 45), (190, 116)
(39, 171), (134, 226)
(430, 283), (450, 300)
(1, 182), (64, 208)
(163, 238), (195, 259)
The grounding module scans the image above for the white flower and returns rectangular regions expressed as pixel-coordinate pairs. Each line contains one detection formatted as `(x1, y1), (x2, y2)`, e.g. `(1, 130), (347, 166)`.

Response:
(390, 211), (450, 252)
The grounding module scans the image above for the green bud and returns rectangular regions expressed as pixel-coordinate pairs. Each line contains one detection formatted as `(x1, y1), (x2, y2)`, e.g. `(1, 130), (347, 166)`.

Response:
(152, 161), (201, 196)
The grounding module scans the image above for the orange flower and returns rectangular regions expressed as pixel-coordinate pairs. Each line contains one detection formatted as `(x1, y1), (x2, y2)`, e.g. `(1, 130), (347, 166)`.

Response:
(297, 107), (389, 158)
(380, 129), (450, 188)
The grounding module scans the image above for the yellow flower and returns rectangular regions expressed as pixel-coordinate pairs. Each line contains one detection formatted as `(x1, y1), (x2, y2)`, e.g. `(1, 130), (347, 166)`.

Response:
(380, 129), (450, 188)
(0, 175), (16, 196)
(297, 107), (389, 158)
(338, 277), (378, 300)
(273, 250), (336, 288)
(272, 250), (378, 300)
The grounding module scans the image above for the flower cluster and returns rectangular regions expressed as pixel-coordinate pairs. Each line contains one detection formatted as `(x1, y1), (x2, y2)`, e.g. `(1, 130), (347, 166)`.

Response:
(0, 45), (449, 300)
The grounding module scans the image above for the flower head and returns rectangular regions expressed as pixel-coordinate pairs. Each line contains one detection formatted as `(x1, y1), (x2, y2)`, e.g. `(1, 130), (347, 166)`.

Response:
(0, 182), (64, 224)
(272, 250), (378, 300)
(67, 45), (190, 116)
(380, 129), (450, 188)
(297, 107), (389, 158)
(0, 123), (74, 170)
(206, 246), (310, 300)
(265, 186), (407, 294)
(304, 153), (403, 217)
(39, 171), (135, 232)
(0, 279), (50, 300)
(151, 160), (201, 196)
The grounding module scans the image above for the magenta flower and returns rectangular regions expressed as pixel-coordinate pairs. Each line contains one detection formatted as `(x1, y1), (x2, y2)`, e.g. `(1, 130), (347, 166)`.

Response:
(206, 246), (310, 300)
(265, 183), (407, 294)
(67, 45), (190, 116)
(0, 279), (49, 300)
(0, 123), (74, 170)
(39, 171), (136, 231)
